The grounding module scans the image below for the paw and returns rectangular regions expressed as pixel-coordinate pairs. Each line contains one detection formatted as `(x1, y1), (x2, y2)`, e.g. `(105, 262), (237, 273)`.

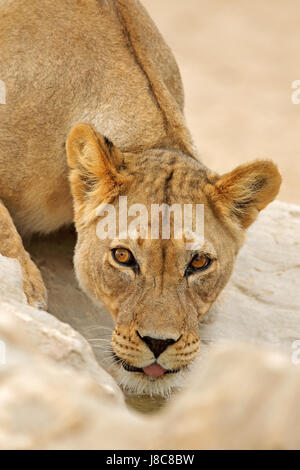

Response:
(22, 256), (48, 311)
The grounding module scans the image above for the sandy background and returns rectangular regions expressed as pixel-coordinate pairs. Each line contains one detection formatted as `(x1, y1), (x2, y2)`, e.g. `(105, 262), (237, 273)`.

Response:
(142, 0), (300, 203)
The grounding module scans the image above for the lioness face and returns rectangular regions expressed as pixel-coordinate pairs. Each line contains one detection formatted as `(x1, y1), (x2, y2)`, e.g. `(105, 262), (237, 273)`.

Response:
(66, 124), (281, 396)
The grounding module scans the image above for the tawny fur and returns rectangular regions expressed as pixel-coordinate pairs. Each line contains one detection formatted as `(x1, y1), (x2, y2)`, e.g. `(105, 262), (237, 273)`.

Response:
(0, 0), (281, 395)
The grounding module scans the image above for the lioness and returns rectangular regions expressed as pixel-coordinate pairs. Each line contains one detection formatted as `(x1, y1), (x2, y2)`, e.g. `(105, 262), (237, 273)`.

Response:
(0, 0), (281, 395)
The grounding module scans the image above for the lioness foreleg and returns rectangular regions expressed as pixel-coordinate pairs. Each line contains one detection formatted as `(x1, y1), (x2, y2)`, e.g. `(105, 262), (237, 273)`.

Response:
(0, 200), (47, 309)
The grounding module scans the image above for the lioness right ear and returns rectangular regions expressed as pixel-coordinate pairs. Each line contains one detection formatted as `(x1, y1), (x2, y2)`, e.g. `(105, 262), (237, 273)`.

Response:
(66, 123), (125, 203)
(205, 160), (282, 229)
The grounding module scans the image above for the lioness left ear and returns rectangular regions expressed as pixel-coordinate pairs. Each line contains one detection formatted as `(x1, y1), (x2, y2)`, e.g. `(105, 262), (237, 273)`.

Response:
(205, 160), (282, 229)
(66, 123), (125, 203)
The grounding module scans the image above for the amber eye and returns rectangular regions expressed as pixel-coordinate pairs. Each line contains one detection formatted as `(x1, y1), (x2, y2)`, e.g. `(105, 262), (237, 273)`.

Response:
(185, 254), (212, 276)
(112, 248), (136, 267)
(191, 254), (209, 269)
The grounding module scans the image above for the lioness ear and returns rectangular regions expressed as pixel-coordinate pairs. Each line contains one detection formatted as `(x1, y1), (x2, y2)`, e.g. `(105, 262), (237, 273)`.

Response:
(66, 123), (125, 203)
(205, 160), (282, 229)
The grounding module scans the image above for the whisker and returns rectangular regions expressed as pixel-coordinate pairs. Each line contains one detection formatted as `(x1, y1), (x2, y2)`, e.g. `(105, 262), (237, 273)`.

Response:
(88, 338), (110, 344)
(99, 356), (121, 366)
(94, 355), (116, 363)
(98, 355), (117, 362)
(85, 330), (112, 336)
(90, 344), (112, 351)
(89, 347), (111, 352)
(83, 325), (113, 334)
(91, 347), (113, 354)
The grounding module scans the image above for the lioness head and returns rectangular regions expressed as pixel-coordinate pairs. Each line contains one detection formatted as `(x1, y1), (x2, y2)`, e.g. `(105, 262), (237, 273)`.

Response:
(66, 123), (281, 396)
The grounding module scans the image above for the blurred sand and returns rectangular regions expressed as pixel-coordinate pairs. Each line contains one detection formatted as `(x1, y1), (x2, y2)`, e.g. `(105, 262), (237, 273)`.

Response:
(142, 0), (300, 203)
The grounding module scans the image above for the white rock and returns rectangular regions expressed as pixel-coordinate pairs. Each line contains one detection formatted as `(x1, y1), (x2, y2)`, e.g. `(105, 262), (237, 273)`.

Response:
(154, 344), (300, 450)
(0, 313), (143, 450)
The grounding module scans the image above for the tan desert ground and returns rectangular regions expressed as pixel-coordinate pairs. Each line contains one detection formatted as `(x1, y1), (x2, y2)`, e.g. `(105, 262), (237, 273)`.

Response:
(143, 0), (300, 204)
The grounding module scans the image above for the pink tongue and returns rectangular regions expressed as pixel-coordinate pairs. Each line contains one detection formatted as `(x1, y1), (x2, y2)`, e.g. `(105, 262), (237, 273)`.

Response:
(143, 363), (166, 377)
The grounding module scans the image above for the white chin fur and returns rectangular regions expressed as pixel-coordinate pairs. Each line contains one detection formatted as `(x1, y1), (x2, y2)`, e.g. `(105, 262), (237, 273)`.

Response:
(110, 363), (189, 397)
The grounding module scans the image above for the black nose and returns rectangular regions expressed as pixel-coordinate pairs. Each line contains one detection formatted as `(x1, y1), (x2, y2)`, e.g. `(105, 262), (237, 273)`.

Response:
(137, 332), (176, 358)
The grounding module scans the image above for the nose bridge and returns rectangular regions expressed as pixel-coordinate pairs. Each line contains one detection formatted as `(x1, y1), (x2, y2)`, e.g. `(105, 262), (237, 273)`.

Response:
(137, 294), (183, 340)
(146, 239), (178, 294)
